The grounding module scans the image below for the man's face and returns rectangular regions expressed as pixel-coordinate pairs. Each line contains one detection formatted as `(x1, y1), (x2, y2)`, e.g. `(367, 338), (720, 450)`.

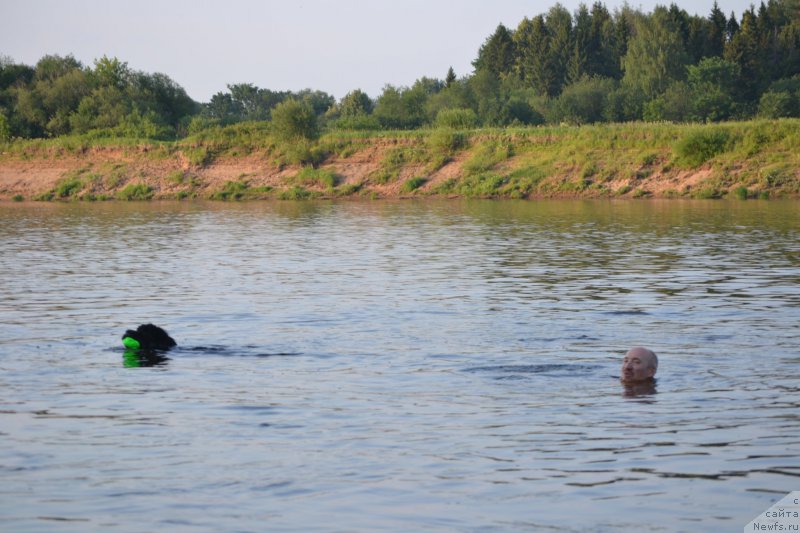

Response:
(621, 348), (656, 383)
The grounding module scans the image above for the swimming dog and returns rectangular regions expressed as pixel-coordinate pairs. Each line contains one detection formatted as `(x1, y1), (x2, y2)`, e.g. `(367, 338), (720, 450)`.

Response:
(121, 324), (176, 351)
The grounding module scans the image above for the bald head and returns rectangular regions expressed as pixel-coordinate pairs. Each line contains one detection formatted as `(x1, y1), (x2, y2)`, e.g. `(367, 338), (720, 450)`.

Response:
(621, 347), (658, 383)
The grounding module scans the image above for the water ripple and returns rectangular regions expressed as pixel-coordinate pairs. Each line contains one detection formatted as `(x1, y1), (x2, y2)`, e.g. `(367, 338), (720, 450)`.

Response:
(0, 200), (798, 532)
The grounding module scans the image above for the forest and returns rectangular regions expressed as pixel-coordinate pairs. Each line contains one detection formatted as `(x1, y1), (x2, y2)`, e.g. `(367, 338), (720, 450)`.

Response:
(1, 0), (799, 143)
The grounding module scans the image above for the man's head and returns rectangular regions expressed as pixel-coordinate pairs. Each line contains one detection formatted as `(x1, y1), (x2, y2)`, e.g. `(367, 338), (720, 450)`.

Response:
(621, 347), (658, 383)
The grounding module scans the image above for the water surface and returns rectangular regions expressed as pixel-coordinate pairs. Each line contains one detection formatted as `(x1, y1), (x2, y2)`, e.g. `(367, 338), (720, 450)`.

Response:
(1, 199), (798, 532)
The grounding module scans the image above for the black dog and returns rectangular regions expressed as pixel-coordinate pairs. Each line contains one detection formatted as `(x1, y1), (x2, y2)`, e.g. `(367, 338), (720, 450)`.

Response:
(122, 324), (177, 351)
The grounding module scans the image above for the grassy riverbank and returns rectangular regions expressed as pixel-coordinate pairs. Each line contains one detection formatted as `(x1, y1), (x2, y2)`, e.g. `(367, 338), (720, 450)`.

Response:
(1, 119), (798, 201)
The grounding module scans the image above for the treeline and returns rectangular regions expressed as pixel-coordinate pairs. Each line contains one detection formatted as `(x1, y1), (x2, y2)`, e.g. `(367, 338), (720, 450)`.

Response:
(1, 0), (799, 142)
(0, 55), (197, 140)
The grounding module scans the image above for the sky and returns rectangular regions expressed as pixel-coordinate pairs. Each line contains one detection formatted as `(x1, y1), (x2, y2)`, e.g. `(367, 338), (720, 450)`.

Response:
(1, 0), (756, 103)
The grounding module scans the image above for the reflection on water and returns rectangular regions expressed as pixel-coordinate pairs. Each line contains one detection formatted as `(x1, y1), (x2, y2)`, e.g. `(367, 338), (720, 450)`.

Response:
(621, 379), (658, 398)
(122, 348), (170, 367)
(0, 199), (798, 532)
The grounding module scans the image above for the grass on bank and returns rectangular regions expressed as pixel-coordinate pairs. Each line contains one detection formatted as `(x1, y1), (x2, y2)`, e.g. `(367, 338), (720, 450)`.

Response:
(3, 119), (799, 200)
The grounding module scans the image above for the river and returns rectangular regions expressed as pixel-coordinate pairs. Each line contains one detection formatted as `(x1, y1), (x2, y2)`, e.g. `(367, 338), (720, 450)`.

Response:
(1, 199), (798, 532)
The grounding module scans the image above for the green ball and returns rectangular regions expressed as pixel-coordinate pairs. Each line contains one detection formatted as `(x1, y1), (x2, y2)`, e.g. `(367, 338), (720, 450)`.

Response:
(122, 336), (141, 350)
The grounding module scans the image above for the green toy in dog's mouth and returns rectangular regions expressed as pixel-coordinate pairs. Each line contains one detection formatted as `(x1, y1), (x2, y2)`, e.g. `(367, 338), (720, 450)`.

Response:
(122, 336), (141, 350)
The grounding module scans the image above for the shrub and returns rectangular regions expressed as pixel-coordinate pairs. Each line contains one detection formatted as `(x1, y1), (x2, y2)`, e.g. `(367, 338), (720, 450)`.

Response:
(429, 129), (467, 155)
(463, 141), (512, 175)
(271, 99), (319, 141)
(641, 153), (658, 166)
(694, 187), (722, 199)
(505, 166), (546, 197)
(34, 191), (55, 201)
(167, 170), (186, 184)
(401, 177), (427, 193)
(279, 186), (317, 200)
(758, 91), (798, 118)
(187, 116), (222, 135)
(732, 185), (749, 200)
(116, 183), (153, 200)
(295, 167), (338, 188)
(435, 108), (478, 129)
(211, 180), (249, 200)
(758, 166), (800, 194)
(183, 146), (213, 167)
(551, 76), (617, 124)
(12, 194), (24, 202)
(54, 177), (83, 198)
(674, 128), (730, 166)
(371, 146), (426, 184)
(330, 115), (381, 131)
(335, 183), (363, 196)
(0, 111), (10, 142)
(282, 138), (327, 166)
(114, 110), (175, 140)
(758, 77), (800, 118)
(317, 137), (358, 159)
(457, 173), (507, 197)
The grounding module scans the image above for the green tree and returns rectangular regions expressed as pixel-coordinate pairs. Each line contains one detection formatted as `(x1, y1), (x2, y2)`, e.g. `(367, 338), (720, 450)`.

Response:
(373, 85), (406, 128)
(296, 89), (335, 116)
(724, 8), (762, 104)
(0, 110), (10, 141)
(434, 108), (478, 129)
(587, 2), (620, 79)
(69, 84), (130, 133)
(130, 71), (197, 128)
(14, 54), (89, 136)
(204, 92), (244, 123)
(758, 89), (798, 116)
(328, 91), (380, 130)
(373, 80), (437, 129)
(708, 2), (729, 57)
(468, 70), (505, 124)
(551, 76), (616, 124)
(228, 83), (265, 120)
(91, 56), (130, 89)
(685, 15), (712, 64)
(758, 75), (800, 117)
(604, 84), (647, 121)
(567, 4), (592, 83)
(612, 6), (637, 72)
(425, 79), (472, 120)
(514, 15), (557, 96)
(687, 56), (738, 121)
(666, 4), (691, 51)
(467, 71), (538, 126)
(777, 15), (800, 78)
(622, 8), (690, 99)
(445, 67), (457, 88)
(34, 54), (83, 82)
(339, 89), (373, 117)
(643, 81), (694, 121)
(270, 98), (318, 140)
(546, 4), (574, 94)
(726, 11), (740, 41)
(473, 24), (516, 78)
(0, 57), (34, 92)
